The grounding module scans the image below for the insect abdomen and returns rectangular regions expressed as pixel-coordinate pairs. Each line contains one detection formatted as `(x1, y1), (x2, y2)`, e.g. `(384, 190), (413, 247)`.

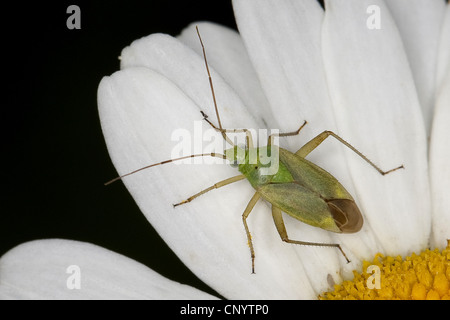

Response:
(258, 182), (341, 232)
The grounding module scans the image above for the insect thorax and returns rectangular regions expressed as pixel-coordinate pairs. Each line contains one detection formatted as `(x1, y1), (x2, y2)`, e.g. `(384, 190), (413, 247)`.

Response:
(224, 146), (294, 189)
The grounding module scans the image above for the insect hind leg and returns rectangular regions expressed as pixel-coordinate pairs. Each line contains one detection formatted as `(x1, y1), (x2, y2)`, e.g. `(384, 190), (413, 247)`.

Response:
(295, 130), (404, 175)
(271, 206), (350, 263)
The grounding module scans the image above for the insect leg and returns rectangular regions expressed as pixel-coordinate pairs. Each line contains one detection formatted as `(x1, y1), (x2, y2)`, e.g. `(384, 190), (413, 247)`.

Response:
(271, 206), (350, 263)
(173, 174), (246, 207)
(295, 130), (404, 175)
(242, 192), (261, 274)
(267, 120), (308, 146)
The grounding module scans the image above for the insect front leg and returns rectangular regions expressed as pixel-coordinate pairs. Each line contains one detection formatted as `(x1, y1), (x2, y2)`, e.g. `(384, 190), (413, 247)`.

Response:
(295, 130), (404, 175)
(267, 120), (308, 146)
(271, 206), (350, 263)
(242, 192), (261, 274)
(173, 175), (246, 207)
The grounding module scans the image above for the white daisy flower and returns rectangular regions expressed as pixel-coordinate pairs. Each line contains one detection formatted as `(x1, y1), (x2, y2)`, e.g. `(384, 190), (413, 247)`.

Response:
(1, 0), (449, 300)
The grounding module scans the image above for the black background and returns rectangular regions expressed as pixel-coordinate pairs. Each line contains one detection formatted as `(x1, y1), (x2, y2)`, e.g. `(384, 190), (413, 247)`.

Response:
(1, 0), (332, 299)
(1, 0), (240, 298)
(2, 0), (448, 305)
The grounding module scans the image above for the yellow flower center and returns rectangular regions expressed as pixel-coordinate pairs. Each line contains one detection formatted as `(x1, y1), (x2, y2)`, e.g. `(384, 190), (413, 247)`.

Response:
(320, 240), (450, 300)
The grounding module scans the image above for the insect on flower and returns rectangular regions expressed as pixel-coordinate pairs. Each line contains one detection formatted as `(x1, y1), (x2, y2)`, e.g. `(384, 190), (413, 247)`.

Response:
(105, 26), (404, 274)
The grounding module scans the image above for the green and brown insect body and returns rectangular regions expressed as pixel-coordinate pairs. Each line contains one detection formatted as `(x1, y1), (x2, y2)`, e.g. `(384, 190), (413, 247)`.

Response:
(225, 144), (363, 235)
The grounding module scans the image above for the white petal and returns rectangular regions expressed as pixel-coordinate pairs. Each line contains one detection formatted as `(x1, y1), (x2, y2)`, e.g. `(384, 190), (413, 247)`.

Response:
(233, 0), (383, 288)
(430, 70), (450, 249)
(177, 22), (272, 128)
(98, 63), (318, 299)
(233, 0), (337, 142)
(435, 4), (450, 96)
(120, 32), (265, 130)
(0, 239), (215, 299)
(322, 0), (430, 256)
(385, 0), (447, 134)
(430, 5), (450, 248)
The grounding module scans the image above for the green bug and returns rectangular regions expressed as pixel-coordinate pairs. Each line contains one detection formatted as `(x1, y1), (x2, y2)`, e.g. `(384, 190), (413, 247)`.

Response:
(106, 26), (404, 273)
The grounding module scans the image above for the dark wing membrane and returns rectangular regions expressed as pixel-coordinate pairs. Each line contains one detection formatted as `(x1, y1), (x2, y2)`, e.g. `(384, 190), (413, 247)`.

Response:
(327, 199), (363, 233)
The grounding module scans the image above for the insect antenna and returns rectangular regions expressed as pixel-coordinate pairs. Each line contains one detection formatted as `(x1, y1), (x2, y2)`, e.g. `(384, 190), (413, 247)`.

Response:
(104, 152), (227, 186)
(196, 25), (234, 147)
